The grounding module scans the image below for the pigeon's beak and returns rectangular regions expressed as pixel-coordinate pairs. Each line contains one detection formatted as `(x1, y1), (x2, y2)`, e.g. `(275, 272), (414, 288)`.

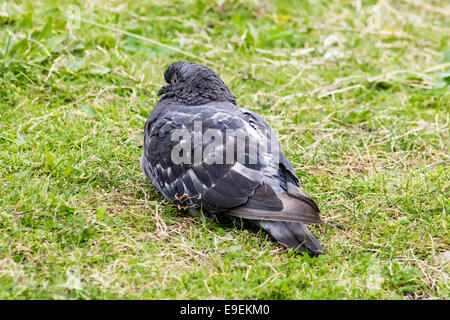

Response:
(157, 84), (169, 96)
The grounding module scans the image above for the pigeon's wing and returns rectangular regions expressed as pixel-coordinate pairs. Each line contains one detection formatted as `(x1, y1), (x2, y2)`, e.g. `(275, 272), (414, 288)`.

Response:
(142, 102), (321, 225)
(235, 108), (322, 219)
(232, 108), (323, 255)
(141, 103), (263, 213)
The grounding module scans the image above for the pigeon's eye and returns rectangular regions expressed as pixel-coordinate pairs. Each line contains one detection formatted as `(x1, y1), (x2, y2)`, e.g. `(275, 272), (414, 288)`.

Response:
(171, 75), (179, 85)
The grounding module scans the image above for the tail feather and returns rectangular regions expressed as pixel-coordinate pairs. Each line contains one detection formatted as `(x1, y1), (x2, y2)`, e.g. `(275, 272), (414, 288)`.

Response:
(224, 182), (323, 255)
(248, 219), (323, 256)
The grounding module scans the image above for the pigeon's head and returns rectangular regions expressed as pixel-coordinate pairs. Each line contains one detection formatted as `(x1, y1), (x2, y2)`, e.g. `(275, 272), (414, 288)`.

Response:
(157, 61), (236, 105)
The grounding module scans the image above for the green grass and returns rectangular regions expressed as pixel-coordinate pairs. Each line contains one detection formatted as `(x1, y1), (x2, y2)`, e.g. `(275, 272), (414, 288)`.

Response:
(0, 0), (449, 299)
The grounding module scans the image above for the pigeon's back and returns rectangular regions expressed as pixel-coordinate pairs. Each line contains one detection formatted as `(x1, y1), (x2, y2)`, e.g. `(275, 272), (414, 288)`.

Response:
(141, 61), (324, 255)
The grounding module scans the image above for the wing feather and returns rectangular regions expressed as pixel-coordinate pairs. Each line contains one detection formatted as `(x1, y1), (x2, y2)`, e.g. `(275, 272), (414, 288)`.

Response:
(142, 101), (322, 225)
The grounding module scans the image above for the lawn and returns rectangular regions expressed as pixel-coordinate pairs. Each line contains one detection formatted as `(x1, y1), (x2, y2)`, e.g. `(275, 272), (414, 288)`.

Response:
(0, 0), (448, 299)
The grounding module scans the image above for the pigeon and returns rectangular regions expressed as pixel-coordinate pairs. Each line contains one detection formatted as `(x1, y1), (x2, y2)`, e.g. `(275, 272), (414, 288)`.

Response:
(141, 61), (323, 255)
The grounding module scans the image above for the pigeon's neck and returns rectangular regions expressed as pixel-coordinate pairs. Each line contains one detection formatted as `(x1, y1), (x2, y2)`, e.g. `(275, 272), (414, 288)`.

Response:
(162, 94), (236, 106)
(161, 81), (237, 106)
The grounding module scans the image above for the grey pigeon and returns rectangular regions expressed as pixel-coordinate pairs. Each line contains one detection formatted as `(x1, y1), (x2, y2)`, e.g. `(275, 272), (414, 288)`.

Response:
(141, 61), (323, 255)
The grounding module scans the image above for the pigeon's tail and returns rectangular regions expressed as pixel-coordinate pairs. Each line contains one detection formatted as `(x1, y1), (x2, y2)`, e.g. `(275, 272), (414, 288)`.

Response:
(258, 220), (323, 256)
(224, 183), (324, 255)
